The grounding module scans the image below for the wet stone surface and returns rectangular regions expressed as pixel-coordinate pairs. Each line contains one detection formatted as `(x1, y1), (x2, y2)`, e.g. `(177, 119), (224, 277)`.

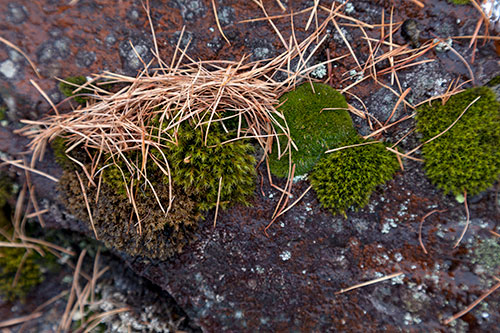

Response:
(1, 0), (500, 332)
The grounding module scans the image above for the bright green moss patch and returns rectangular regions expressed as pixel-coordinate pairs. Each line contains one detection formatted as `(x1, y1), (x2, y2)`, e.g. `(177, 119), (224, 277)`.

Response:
(168, 122), (256, 211)
(309, 136), (399, 216)
(448, 0), (469, 4)
(269, 82), (356, 177)
(416, 86), (500, 196)
(59, 76), (91, 105)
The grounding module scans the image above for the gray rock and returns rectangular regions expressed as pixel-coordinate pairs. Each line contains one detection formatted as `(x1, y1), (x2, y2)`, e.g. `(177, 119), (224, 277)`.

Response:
(118, 35), (153, 74)
(172, 0), (207, 22)
(75, 50), (96, 68)
(7, 3), (28, 24)
(36, 37), (72, 64)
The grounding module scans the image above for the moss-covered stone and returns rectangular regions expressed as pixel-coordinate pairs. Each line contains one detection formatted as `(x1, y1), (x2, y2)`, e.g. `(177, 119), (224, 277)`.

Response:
(59, 169), (201, 260)
(167, 121), (256, 211)
(309, 136), (399, 216)
(269, 82), (356, 177)
(416, 86), (500, 196)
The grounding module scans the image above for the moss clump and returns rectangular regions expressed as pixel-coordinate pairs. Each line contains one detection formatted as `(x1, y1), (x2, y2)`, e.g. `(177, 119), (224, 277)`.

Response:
(167, 121), (256, 211)
(0, 247), (44, 301)
(0, 175), (44, 301)
(448, 0), (469, 4)
(269, 82), (356, 177)
(309, 136), (399, 216)
(59, 76), (91, 105)
(416, 87), (500, 196)
(59, 169), (200, 260)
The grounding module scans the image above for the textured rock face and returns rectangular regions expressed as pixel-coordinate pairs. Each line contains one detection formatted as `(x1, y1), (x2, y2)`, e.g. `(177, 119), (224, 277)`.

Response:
(1, 0), (500, 331)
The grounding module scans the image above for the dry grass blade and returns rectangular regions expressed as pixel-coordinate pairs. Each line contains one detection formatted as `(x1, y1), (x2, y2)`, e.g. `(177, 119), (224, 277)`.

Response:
(75, 172), (98, 239)
(0, 313), (43, 329)
(336, 272), (404, 294)
(212, 0), (231, 46)
(0, 158), (58, 183)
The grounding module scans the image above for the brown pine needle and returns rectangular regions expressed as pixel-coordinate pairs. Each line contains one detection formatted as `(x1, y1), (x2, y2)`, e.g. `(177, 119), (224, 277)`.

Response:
(418, 209), (447, 254)
(336, 272), (404, 294)
(0, 313), (43, 329)
(0, 158), (59, 182)
(490, 230), (500, 238)
(211, 0), (231, 46)
(0, 36), (41, 79)
(325, 140), (379, 154)
(444, 280), (500, 325)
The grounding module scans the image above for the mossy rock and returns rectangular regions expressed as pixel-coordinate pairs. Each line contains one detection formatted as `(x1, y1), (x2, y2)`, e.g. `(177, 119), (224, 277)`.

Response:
(59, 169), (201, 260)
(269, 82), (356, 177)
(167, 121), (256, 211)
(309, 136), (399, 216)
(416, 86), (500, 196)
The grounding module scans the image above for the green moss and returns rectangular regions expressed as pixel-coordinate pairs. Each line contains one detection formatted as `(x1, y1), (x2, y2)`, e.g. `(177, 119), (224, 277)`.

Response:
(448, 0), (469, 4)
(59, 76), (91, 105)
(167, 121), (256, 211)
(309, 136), (399, 216)
(59, 169), (201, 260)
(487, 75), (500, 87)
(416, 87), (500, 196)
(0, 247), (44, 301)
(269, 82), (356, 177)
(0, 106), (6, 121)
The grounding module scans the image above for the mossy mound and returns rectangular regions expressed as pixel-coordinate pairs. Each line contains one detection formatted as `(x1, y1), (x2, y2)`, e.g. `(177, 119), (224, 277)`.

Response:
(269, 82), (356, 177)
(309, 136), (399, 216)
(59, 170), (200, 260)
(416, 86), (500, 196)
(167, 121), (256, 211)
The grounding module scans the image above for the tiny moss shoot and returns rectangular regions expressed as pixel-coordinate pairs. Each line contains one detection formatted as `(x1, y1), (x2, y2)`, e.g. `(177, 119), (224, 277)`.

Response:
(269, 82), (356, 177)
(416, 86), (500, 196)
(309, 136), (399, 216)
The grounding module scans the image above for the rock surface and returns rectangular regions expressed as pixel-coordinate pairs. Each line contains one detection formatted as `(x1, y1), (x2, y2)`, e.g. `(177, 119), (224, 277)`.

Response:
(1, 0), (500, 331)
